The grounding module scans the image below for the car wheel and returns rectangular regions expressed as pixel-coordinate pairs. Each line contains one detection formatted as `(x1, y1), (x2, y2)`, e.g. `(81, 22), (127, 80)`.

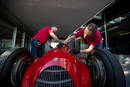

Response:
(0, 48), (32, 86)
(87, 48), (126, 87)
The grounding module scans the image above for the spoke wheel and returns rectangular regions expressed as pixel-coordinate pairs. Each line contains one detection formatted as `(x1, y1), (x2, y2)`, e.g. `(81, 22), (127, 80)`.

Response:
(87, 55), (106, 87)
(11, 56), (32, 86)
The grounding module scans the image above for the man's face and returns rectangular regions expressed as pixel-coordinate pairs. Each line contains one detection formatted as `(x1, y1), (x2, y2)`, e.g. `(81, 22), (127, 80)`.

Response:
(52, 27), (58, 33)
(84, 27), (93, 39)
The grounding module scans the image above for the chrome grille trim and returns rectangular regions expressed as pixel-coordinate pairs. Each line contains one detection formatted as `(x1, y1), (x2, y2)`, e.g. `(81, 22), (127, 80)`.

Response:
(36, 79), (72, 84)
(44, 70), (66, 73)
(34, 66), (75, 87)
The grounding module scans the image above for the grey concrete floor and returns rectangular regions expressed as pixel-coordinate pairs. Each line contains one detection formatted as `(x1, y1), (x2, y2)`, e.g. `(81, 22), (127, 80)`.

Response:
(122, 64), (130, 87)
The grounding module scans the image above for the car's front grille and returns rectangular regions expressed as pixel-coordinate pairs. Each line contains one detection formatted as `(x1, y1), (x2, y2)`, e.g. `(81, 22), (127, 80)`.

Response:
(34, 66), (75, 87)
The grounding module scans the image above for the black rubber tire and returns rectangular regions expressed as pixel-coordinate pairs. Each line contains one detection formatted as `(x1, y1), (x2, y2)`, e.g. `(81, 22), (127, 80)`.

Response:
(0, 48), (32, 86)
(0, 48), (17, 72)
(88, 48), (126, 87)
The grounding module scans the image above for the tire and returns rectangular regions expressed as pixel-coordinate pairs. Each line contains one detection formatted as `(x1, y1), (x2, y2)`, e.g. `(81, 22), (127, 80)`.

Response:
(87, 48), (126, 87)
(0, 48), (32, 86)
(0, 48), (17, 72)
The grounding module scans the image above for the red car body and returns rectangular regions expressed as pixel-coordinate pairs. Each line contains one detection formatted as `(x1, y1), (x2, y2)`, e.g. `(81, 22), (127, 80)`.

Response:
(21, 45), (92, 87)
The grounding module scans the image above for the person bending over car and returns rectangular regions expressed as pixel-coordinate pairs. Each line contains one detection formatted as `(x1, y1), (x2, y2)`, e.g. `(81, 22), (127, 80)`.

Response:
(64, 23), (103, 54)
(31, 26), (60, 58)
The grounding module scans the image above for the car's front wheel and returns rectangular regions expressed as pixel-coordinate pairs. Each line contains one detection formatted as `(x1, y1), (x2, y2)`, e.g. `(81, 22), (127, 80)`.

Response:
(0, 48), (32, 87)
(87, 48), (126, 87)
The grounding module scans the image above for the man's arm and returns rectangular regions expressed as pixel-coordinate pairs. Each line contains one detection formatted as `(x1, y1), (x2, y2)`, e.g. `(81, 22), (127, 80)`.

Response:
(64, 35), (75, 44)
(49, 33), (60, 42)
(80, 45), (95, 53)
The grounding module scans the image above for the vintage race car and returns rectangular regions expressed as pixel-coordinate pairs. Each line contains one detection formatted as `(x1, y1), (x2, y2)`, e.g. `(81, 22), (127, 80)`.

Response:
(0, 44), (126, 87)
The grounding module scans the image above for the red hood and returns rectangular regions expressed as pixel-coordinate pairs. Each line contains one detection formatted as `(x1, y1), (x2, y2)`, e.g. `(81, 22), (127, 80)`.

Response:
(21, 45), (92, 87)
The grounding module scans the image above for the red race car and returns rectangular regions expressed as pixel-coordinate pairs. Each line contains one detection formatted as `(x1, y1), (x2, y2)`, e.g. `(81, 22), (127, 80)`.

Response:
(0, 44), (126, 87)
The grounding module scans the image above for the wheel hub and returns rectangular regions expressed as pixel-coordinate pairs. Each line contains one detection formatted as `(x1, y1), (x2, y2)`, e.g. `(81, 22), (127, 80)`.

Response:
(87, 55), (106, 87)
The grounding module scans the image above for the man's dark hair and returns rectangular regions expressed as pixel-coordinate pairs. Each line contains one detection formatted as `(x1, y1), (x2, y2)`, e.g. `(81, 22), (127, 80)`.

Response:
(87, 23), (97, 34)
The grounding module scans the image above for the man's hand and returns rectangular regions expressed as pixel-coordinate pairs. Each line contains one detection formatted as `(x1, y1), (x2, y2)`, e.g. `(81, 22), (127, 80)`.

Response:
(57, 42), (64, 48)
(70, 48), (80, 54)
